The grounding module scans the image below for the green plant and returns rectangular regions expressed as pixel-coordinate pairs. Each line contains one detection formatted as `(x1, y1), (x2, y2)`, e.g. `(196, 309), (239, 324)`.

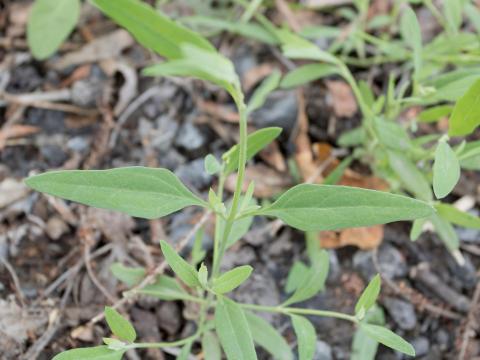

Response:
(24, 0), (437, 358)
(226, 0), (480, 261)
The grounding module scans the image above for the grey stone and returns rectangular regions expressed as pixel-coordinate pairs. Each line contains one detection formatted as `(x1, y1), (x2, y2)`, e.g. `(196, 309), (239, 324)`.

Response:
(156, 302), (181, 335)
(384, 297), (417, 330)
(252, 90), (298, 134)
(327, 250), (341, 284)
(174, 121), (206, 152)
(411, 337), (430, 357)
(455, 227), (480, 243)
(353, 244), (407, 280)
(314, 340), (333, 360)
(71, 78), (104, 107)
(175, 158), (212, 189)
(67, 136), (90, 153)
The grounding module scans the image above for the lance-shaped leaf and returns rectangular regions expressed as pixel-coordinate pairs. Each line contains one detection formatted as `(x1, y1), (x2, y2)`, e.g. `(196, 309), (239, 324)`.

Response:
(247, 70), (281, 114)
(137, 275), (193, 301)
(291, 315), (316, 360)
(449, 79), (480, 136)
(110, 263), (145, 287)
(27, 0), (80, 60)
(212, 265), (253, 294)
(245, 311), (293, 360)
(360, 324), (415, 356)
(202, 331), (222, 360)
(104, 307), (136, 343)
(355, 274), (381, 317)
(215, 297), (257, 360)
(91, 0), (214, 60)
(433, 141), (460, 199)
(52, 346), (125, 360)
(430, 213), (459, 251)
(435, 203), (480, 229)
(223, 127), (282, 174)
(281, 63), (338, 89)
(160, 240), (200, 287)
(258, 184), (434, 232)
(25, 167), (206, 220)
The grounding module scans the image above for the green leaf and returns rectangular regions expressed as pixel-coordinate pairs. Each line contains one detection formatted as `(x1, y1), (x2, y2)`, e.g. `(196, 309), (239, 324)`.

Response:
(191, 227), (207, 266)
(25, 167), (206, 220)
(247, 70), (282, 114)
(283, 250), (329, 306)
(205, 154), (222, 175)
(435, 203), (480, 229)
(458, 140), (480, 170)
(259, 184), (434, 232)
(285, 261), (309, 294)
(323, 156), (353, 185)
(27, 0), (80, 60)
(373, 118), (411, 151)
(351, 306), (385, 360)
(433, 141), (460, 199)
(202, 331), (222, 360)
(138, 275), (192, 301)
(280, 64), (338, 89)
(177, 341), (193, 360)
(444, 0), (464, 33)
(387, 150), (433, 201)
(215, 297), (257, 360)
(245, 311), (293, 360)
(91, 0), (214, 60)
(160, 240), (200, 287)
(338, 127), (366, 147)
(198, 263), (209, 289)
(291, 315), (316, 360)
(104, 307), (136, 343)
(223, 127), (282, 174)
(360, 324), (415, 356)
(110, 263), (145, 288)
(212, 265), (253, 294)
(410, 218), (426, 241)
(52, 346), (125, 360)
(355, 274), (381, 316)
(430, 213), (460, 251)
(449, 79), (480, 136)
(417, 105), (453, 123)
(400, 6), (422, 78)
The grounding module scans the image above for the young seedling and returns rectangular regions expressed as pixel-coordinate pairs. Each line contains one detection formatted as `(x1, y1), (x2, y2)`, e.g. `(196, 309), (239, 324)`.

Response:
(25, 0), (436, 358)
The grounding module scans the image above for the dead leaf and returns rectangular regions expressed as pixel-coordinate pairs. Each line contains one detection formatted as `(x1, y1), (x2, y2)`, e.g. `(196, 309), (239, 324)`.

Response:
(0, 125), (40, 149)
(295, 89), (318, 181)
(259, 140), (287, 172)
(225, 164), (292, 198)
(326, 80), (358, 117)
(197, 100), (239, 123)
(320, 225), (384, 250)
(243, 63), (276, 93)
(53, 30), (135, 70)
(302, 0), (353, 8)
(339, 169), (389, 191)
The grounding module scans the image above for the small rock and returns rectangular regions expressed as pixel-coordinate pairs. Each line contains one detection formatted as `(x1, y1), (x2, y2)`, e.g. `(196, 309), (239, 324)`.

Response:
(174, 121), (206, 153)
(267, 231), (293, 256)
(353, 244), (407, 280)
(169, 208), (212, 253)
(455, 227), (480, 244)
(326, 250), (341, 284)
(384, 297), (417, 331)
(40, 144), (68, 167)
(67, 136), (90, 153)
(131, 307), (161, 340)
(252, 90), (298, 134)
(71, 78), (104, 107)
(159, 148), (186, 170)
(221, 246), (256, 271)
(435, 329), (450, 351)
(26, 108), (65, 135)
(314, 340), (333, 360)
(175, 159), (212, 189)
(45, 216), (69, 240)
(446, 253), (477, 290)
(156, 302), (181, 335)
(411, 337), (430, 357)
(7, 64), (42, 93)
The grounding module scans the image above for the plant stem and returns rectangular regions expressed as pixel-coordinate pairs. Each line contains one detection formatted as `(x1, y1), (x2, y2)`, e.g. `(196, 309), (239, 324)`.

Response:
(212, 103), (248, 277)
(127, 333), (199, 349)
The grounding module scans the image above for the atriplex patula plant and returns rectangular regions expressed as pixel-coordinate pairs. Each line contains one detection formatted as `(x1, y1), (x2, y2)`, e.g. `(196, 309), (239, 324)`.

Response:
(25, 0), (435, 359)
(220, 0), (480, 260)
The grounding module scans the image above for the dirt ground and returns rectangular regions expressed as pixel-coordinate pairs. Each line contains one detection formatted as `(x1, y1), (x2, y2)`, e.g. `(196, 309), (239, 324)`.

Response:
(1, 1), (480, 359)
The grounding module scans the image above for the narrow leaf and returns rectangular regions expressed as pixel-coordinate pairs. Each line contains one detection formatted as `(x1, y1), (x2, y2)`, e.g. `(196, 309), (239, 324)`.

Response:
(373, 118), (411, 151)
(400, 6), (422, 77)
(418, 105), (453, 123)
(104, 307), (136, 343)
(247, 70), (282, 114)
(52, 346), (125, 360)
(160, 240), (200, 287)
(280, 64), (338, 89)
(355, 274), (381, 316)
(285, 261), (309, 294)
(449, 79), (480, 136)
(205, 154), (222, 175)
(410, 218), (426, 241)
(202, 331), (222, 360)
(245, 311), (293, 360)
(259, 184), (434, 232)
(27, 0), (80, 60)
(433, 141), (460, 199)
(291, 315), (316, 360)
(212, 265), (253, 294)
(430, 213), (460, 251)
(215, 297), (257, 360)
(25, 167), (206, 220)
(138, 275), (192, 301)
(360, 324), (415, 356)
(223, 127), (282, 174)
(110, 263), (145, 287)
(435, 203), (480, 229)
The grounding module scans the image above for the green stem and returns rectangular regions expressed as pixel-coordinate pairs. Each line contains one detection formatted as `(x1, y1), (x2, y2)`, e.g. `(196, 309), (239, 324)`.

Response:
(212, 103), (248, 278)
(127, 333), (199, 349)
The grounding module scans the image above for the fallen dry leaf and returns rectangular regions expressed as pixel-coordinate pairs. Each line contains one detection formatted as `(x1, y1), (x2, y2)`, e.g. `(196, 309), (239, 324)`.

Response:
(0, 124), (40, 149)
(339, 168), (389, 190)
(259, 140), (287, 172)
(326, 80), (358, 118)
(225, 164), (292, 198)
(295, 89), (318, 181)
(0, 178), (29, 209)
(320, 225), (384, 250)
(243, 63), (277, 93)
